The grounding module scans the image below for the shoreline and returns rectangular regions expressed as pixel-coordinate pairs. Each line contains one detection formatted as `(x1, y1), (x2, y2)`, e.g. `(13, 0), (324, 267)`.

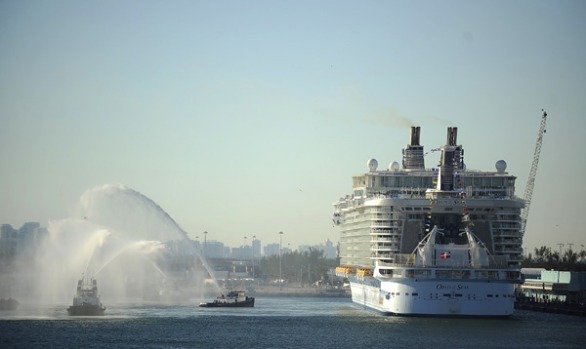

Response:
(515, 301), (586, 317)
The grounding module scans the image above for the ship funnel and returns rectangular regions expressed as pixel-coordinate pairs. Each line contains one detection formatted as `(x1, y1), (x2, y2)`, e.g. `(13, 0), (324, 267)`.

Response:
(410, 126), (421, 146)
(439, 127), (463, 191)
(447, 127), (458, 146)
(402, 126), (425, 170)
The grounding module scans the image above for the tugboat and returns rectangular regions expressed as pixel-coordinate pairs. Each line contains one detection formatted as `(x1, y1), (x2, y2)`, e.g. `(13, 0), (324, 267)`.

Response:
(199, 290), (255, 308)
(67, 276), (106, 316)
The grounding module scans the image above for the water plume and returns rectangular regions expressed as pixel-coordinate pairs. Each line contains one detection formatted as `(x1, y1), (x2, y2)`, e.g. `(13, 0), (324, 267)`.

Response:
(14, 184), (220, 307)
(77, 184), (187, 242)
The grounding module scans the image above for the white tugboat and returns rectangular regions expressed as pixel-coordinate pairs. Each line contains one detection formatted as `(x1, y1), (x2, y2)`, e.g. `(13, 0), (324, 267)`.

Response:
(67, 276), (106, 316)
(335, 126), (523, 317)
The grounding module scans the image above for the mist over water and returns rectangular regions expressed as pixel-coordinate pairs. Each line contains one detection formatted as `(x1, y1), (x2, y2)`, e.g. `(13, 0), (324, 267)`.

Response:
(9, 184), (218, 307)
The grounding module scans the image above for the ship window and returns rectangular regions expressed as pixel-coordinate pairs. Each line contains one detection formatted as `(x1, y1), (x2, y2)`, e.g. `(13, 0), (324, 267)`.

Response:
(487, 294), (493, 298)
(405, 293), (409, 296)
(455, 294), (463, 297)
(380, 269), (393, 276)
(396, 293), (400, 296)
(443, 293), (451, 297)
(412, 293), (418, 296)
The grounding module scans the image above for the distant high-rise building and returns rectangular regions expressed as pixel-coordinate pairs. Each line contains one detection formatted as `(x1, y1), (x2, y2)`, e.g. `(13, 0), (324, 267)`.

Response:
(263, 243), (280, 257)
(204, 240), (228, 259)
(252, 239), (261, 258)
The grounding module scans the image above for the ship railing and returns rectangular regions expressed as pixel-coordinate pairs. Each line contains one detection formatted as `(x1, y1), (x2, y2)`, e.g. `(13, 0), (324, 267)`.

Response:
(375, 266), (521, 281)
(370, 238), (401, 243)
(376, 254), (413, 266)
(493, 247), (523, 254)
(376, 255), (514, 269)
(377, 255), (515, 269)
(370, 237), (391, 242)
(399, 261), (512, 269)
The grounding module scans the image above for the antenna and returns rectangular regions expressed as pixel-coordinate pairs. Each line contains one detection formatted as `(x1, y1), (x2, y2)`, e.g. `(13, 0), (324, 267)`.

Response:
(557, 243), (564, 256)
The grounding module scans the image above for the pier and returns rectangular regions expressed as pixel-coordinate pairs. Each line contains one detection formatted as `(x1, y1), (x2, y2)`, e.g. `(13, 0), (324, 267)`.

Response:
(515, 300), (586, 317)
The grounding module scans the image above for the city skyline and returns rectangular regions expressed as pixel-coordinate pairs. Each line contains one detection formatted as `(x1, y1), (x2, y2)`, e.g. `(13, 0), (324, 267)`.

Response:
(0, 221), (338, 257)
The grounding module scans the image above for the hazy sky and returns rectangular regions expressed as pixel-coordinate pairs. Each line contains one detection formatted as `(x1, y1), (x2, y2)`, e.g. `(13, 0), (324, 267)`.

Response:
(1, 0), (585, 253)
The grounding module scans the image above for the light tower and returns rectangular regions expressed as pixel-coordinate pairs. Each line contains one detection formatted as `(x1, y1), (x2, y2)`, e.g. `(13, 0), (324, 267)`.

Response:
(279, 231), (284, 284)
(252, 235), (256, 280)
(203, 231), (208, 258)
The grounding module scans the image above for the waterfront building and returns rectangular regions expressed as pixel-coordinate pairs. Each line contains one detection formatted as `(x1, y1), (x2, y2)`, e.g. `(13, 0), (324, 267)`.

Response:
(519, 268), (586, 304)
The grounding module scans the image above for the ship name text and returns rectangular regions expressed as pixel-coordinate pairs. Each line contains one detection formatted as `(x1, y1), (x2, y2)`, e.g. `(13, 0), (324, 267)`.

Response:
(436, 284), (469, 290)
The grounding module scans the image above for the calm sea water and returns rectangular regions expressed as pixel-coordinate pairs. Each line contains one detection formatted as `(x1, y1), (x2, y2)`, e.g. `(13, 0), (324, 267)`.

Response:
(1, 297), (584, 349)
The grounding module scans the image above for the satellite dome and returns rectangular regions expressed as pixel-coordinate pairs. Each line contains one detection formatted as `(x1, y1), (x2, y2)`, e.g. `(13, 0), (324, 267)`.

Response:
(389, 161), (400, 171)
(495, 160), (507, 173)
(367, 159), (378, 172)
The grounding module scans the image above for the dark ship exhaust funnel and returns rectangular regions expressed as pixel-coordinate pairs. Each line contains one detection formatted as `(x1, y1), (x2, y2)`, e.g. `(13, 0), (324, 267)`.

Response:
(447, 127), (458, 146)
(440, 127), (463, 190)
(402, 126), (425, 170)
(410, 126), (421, 146)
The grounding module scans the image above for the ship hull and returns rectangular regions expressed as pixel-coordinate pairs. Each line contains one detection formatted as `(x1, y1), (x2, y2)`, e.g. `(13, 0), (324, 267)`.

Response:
(67, 304), (106, 316)
(199, 298), (255, 308)
(349, 276), (515, 317)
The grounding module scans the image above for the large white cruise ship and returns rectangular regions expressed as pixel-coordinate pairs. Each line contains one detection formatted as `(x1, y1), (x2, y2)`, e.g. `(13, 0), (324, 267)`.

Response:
(334, 126), (524, 317)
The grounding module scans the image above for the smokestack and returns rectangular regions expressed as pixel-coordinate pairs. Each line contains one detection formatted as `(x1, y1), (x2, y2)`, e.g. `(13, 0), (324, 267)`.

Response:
(439, 127), (463, 190)
(410, 126), (421, 146)
(402, 127), (425, 170)
(440, 149), (455, 190)
(447, 127), (458, 146)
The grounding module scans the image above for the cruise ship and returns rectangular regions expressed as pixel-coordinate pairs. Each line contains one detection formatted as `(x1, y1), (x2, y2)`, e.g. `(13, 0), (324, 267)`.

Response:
(334, 126), (523, 317)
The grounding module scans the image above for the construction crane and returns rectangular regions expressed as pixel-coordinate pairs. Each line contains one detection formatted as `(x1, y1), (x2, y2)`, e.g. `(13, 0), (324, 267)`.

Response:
(521, 109), (547, 236)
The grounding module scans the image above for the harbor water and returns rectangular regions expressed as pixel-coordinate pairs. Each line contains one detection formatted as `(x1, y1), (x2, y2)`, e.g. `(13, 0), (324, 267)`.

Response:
(1, 297), (584, 349)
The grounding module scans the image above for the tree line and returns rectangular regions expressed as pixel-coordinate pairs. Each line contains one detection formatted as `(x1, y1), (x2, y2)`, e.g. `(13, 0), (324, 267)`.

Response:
(258, 248), (339, 286)
(522, 245), (586, 271)
(255, 245), (586, 282)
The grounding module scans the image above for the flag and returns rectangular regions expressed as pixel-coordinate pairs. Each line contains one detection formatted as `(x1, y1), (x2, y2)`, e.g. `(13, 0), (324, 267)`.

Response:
(440, 251), (451, 259)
